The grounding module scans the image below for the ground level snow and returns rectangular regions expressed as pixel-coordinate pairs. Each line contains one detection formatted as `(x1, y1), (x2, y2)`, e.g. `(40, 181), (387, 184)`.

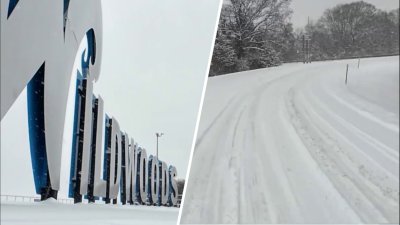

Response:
(1, 201), (179, 225)
(181, 56), (399, 224)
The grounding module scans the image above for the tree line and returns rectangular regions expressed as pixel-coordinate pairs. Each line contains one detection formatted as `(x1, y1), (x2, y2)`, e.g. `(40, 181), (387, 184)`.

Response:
(209, 0), (399, 76)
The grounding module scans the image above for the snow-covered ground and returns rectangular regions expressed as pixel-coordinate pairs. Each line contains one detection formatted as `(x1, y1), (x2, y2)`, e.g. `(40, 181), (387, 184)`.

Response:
(181, 56), (399, 224)
(1, 200), (179, 225)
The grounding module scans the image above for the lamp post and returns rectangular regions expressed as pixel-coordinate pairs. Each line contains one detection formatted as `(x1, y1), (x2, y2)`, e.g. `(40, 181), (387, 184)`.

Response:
(156, 132), (164, 158)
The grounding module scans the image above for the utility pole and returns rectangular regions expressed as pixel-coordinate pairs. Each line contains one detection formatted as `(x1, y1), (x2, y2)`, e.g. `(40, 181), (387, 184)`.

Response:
(306, 39), (310, 63)
(303, 16), (312, 64)
(302, 35), (306, 64)
(302, 35), (311, 64)
(156, 132), (164, 159)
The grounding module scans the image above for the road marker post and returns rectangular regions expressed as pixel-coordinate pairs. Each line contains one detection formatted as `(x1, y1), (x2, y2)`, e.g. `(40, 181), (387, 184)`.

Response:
(345, 64), (349, 85)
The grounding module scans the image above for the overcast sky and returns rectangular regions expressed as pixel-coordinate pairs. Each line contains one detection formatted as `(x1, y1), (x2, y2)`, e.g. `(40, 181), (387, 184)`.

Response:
(94, 0), (221, 179)
(291, 0), (399, 29)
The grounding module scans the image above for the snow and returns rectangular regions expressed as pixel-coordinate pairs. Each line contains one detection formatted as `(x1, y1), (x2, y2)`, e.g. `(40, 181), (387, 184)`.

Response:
(181, 56), (399, 224)
(1, 201), (179, 225)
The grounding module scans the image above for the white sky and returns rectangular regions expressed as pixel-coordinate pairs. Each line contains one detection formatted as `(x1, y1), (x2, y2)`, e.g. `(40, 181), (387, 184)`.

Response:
(95, 0), (222, 179)
(290, 0), (399, 28)
(1, 0), (222, 197)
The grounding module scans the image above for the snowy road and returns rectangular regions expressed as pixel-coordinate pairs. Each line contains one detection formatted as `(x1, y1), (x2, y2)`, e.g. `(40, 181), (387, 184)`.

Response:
(181, 56), (399, 224)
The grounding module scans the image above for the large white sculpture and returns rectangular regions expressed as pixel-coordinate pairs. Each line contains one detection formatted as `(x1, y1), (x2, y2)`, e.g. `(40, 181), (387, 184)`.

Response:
(1, 0), (179, 206)
(1, 0), (103, 193)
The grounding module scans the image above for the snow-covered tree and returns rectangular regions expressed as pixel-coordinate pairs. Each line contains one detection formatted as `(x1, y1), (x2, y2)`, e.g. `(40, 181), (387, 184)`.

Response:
(209, 17), (237, 76)
(209, 0), (292, 75)
(307, 2), (399, 60)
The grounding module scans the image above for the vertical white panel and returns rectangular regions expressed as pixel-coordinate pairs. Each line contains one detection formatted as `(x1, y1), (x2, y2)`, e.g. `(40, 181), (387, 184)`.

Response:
(149, 155), (160, 204)
(137, 148), (148, 203)
(109, 118), (121, 199)
(126, 138), (136, 203)
(93, 97), (107, 197)
(169, 165), (178, 206)
(79, 76), (94, 195)
(159, 161), (169, 205)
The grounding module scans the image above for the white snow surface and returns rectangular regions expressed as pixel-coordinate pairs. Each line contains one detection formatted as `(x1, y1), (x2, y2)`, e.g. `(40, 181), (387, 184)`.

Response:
(181, 56), (399, 224)
(1, 201), (179, 225)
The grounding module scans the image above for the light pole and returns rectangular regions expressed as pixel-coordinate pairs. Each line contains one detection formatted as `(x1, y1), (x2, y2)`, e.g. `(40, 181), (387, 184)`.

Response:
(156, 132), (164, 158)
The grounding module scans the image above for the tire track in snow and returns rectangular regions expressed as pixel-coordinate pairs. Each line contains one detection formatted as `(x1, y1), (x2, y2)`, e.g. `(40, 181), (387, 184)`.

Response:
(287, 72), (399, 222)
(285, 89), (395, 222)
(181, 57), (399, 224)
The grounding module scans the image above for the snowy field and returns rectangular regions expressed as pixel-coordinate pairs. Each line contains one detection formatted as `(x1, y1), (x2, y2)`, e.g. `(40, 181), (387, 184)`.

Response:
(1, 200), (179, 225)
(181, 56), (399, 224)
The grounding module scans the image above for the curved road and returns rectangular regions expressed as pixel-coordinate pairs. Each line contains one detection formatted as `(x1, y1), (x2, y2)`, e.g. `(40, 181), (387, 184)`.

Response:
(181, 56), (399, 224)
